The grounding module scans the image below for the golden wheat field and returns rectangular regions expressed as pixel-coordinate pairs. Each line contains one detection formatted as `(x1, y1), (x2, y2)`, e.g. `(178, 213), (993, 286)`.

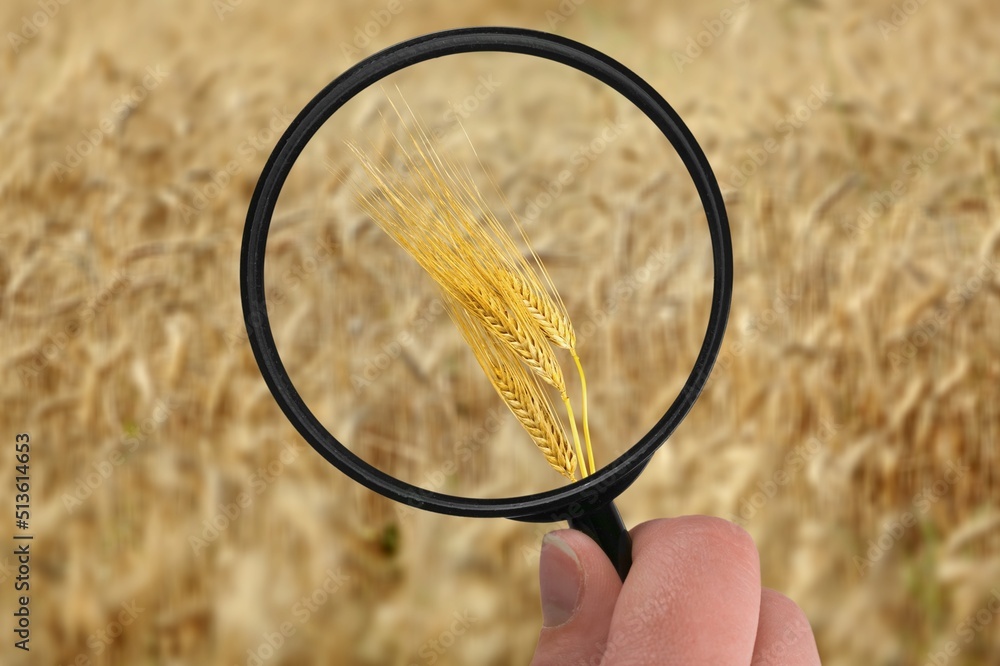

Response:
(1, 0), (999, 664)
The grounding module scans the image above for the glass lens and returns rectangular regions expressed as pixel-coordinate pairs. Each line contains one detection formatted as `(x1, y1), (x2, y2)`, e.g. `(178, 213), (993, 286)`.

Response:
(264, 51), (713, 499)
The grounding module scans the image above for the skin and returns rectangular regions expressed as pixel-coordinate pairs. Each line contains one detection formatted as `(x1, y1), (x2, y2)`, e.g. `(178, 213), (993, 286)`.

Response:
(531, 516), (822, 665)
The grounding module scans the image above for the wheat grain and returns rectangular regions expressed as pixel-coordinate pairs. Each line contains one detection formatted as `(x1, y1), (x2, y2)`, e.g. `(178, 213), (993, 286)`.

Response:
(505, 272), (577, 350)
(454, 280), (567, 393)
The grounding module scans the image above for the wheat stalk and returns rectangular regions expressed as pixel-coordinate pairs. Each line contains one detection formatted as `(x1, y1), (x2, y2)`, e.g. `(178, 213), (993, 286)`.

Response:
(347, 99), (596, 479)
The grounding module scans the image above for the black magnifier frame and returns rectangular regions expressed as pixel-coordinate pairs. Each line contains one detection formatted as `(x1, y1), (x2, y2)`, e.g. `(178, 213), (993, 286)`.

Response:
(241, 26), (732, 580)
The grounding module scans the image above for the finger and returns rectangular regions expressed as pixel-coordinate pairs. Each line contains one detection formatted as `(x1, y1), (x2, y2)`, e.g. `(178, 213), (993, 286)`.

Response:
(530, 529), (624, 666)
(602, 516), (762, 665)
(750, 588), (821, 665)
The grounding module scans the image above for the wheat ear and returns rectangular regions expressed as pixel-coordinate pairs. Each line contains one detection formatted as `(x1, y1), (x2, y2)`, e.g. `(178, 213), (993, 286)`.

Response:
(449, 301), (577, 480)
(465, 181), (595, 476)
(347, 100), (596, 479)
(501, 271), (595, 474)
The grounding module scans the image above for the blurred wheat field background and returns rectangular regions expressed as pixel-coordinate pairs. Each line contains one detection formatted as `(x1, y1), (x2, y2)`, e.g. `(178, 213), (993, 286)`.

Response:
(1, 0), (999, 664)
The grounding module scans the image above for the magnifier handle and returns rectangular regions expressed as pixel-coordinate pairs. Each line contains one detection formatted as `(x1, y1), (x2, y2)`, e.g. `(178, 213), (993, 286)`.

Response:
(568, 502), (632, 580)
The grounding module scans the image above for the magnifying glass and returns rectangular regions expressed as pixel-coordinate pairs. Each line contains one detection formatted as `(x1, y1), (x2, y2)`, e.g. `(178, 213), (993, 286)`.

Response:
(241, 26), (732, 581)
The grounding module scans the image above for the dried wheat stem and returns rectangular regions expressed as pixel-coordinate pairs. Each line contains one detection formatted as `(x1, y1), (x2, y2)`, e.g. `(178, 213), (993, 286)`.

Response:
(572, 350), (595, 475)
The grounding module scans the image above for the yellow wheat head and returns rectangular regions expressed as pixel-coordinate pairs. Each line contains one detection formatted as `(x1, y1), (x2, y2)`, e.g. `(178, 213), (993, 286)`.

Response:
(348, 97), (596, 480)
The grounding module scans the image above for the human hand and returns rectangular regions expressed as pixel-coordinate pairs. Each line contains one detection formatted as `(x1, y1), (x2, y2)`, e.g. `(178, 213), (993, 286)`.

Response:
(530, 516), (821, 665)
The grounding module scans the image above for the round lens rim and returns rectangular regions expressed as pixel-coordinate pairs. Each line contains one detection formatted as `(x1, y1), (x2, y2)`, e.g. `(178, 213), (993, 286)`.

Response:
(241, 26), (733, 522)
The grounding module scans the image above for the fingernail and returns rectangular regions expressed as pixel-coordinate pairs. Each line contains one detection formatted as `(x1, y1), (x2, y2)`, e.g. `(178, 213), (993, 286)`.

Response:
(539, 533), (582, 628)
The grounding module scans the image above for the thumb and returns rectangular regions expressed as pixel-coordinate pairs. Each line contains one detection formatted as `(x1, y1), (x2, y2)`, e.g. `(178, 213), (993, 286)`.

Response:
(530, 529), (624, 666)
